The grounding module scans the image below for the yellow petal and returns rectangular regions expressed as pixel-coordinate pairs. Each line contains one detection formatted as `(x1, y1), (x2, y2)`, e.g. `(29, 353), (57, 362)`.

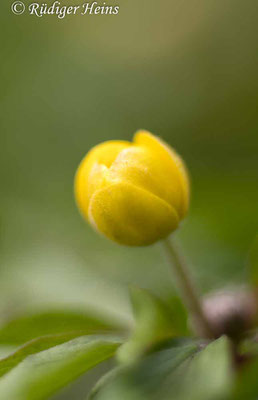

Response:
(134, 130), (190, 217)
(74, 140), (130, 219)
(88, 181), (179, 246)
(108, 146), (183, 215)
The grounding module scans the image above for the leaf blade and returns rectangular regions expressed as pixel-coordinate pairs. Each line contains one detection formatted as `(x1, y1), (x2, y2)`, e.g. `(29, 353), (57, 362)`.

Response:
(0, 310), (124, 346)
(0, 333), (84, 378)
(118, 288), (188, 363)
(0, 335), (121, 400)
(91, 342), (197, 400)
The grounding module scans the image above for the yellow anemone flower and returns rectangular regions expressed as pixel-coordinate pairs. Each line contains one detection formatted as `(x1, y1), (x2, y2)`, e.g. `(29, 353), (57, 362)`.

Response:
(74, 130), (189, 246)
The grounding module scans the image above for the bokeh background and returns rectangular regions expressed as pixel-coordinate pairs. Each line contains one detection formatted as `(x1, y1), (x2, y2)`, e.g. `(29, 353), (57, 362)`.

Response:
(0, 0), (258, 398)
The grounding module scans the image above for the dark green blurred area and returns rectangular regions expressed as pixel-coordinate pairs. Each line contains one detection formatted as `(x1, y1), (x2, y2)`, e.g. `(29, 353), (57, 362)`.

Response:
(0, 0), (257, 395)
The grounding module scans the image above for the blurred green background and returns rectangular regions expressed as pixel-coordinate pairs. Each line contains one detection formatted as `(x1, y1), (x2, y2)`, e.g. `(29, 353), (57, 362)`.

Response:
(0, 0), (258, 397)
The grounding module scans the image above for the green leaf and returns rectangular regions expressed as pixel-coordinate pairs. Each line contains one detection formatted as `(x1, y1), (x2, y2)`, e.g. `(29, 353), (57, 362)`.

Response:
(232, 352), (258, 400)
(0, 310), (123, 346)
(247, 234), (258, 286)
(91, 342), (197, 400)
(0, 333), (84, 378)
(165, 295), (189, 336)
(88, 366), (125, 400)
(0, 335), (121, 400)
(164, 336), (233, 400)
(239, 337), (258, 357)
(93, 337), (232, 400)
(117, 288), (188, 363)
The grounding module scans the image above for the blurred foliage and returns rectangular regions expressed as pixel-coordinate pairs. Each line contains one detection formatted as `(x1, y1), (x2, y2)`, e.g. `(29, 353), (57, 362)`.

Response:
(93, 341), (198, 400)
(0, 332), (86, 377)
(117, 288), (188, 363)
(92, 337), (232, 400)
(0, 335), (120, 400)
(0, 310), (124, 346)
(248, 235), (258, 286)
(0, 0), (258, 398)
(233, 356), (258, 400)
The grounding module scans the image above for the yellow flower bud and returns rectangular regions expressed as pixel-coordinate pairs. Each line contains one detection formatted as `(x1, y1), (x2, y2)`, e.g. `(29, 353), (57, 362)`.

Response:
(74, 130), (190, 246)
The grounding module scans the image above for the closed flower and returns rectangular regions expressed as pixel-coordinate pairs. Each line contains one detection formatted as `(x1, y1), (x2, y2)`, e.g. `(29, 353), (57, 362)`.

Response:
(74, 130), (189, 246)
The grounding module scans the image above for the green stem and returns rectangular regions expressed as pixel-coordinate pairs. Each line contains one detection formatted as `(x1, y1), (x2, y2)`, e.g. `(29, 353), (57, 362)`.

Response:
(162, 237), (215, 339)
